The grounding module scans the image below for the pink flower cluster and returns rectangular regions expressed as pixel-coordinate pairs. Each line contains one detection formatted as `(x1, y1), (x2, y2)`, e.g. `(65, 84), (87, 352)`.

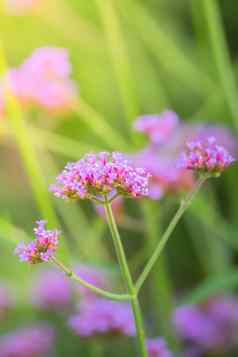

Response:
(0, 323), (54, 357)
(0, 47), (76, 115)
(50, 152), (150, 201)
(178, 137), (235, 175)
(15, 220), (59, 264)
(134, 110), (179, 145)
(147, 337), (173, 357)
(69, 298), (136, 337)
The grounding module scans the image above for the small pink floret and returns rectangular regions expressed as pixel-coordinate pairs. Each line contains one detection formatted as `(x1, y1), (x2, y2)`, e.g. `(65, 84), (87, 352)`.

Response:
(178, 137), (235, 175)
(14, 220), (59, 264)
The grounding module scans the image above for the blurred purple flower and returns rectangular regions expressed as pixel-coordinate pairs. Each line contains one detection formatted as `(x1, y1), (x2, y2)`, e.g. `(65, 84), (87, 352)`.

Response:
(173, 296), (238, 351)
(0, 323), (54, 357)
(15, 220), (59, 264)
(134, 110), (179, 145)
(146, 337), (173, 357)
(178, 137), (235, 175)
(50, 152), (150, 201)
(0, 47), (76, 114)
(31, 268), (72, 310)
(69, 298), (135, 337)
(134, 147), (194, 200)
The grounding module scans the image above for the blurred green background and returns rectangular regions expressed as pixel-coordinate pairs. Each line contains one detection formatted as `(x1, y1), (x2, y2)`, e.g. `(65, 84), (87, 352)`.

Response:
(1, 0), (238, 356)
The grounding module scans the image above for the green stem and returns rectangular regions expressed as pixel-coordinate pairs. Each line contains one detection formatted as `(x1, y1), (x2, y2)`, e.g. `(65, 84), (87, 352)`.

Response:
(51, 256), (131, 302)
(136, 175), (208, 293)
(142, 201), (176, 345)
(104, 201), (148, 357)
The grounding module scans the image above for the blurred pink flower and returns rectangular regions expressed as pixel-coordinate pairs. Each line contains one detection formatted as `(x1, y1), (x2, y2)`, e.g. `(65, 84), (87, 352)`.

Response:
(75, 264), (111, 300)
(134, 148), (193, 200)
(0, 47), (77, 114)
(4, 0), (42, 15)
(31, 268), (72, 310)
(0, 323), (54, 357)
(173, 296), (238, 351)
(146, 337), (173, 357)
(134, 110), (179, 145)
(69, 298), (135, 337)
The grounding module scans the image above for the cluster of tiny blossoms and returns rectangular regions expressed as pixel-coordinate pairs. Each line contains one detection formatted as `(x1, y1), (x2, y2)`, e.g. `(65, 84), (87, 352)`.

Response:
(178, 137), (235, 176)
(15, 220), (59, 264)
(50, 152), (150, 201)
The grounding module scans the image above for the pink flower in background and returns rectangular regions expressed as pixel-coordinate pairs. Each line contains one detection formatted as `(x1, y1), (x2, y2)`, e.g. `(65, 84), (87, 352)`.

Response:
(4, 0), (42, 15)
(134, 148), (194, 200)
(173, 296), (238, 351)
(75, 264), (110, 300)
(15, 220), (59, 264)
(50, 152), (150, 201)
(0, 323), (54, 357)
(0, 47), (77, 114)
(69, 298), (135, 337)
(134, 110), (179, 145)
(178, 137), (235, 175)
(31, 268), (72, 310)
(146, 337), (173, 357)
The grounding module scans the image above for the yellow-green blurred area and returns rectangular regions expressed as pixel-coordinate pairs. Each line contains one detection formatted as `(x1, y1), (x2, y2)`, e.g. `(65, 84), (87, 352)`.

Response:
(1, 0), (238, 356)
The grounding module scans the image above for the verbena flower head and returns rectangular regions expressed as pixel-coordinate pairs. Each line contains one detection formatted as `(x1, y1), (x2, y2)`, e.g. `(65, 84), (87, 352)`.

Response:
(146, 337), (173, 357)
(68, 298), (135, 337)
(178, 137), (235, 176)
(50, 152), (150, 201)
(0, 323), (54, 357)
(173, 296), (238, 351)
(134, 110), (179, 145)
(15, 220), (59, 264)
(31, 268), (72, 310)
